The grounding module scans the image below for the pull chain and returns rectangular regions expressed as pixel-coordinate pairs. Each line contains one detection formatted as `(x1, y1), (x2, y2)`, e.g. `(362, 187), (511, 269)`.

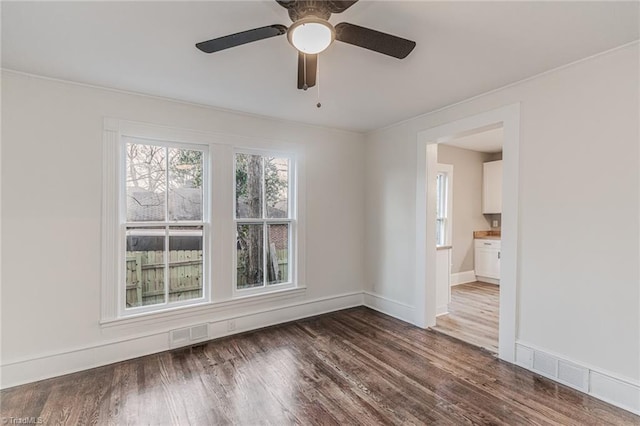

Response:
(303, 53), (308, 90)
(316, 54), (322, 108)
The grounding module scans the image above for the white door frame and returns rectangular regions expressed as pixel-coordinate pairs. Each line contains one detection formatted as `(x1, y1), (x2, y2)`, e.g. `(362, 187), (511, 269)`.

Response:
(414, 103), (520, 362)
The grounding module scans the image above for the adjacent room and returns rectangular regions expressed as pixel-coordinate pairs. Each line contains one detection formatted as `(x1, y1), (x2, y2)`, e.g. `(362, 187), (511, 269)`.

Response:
(432, 126), (504, 354)
(1, 1), (639, 424)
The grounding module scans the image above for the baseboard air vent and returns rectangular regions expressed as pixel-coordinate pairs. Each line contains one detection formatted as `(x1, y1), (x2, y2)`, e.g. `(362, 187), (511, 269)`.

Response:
(170, 323), (210, 348)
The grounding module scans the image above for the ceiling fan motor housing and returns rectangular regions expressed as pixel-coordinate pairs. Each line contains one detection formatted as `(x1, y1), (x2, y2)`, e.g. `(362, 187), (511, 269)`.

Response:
(276, 0), (359, 21)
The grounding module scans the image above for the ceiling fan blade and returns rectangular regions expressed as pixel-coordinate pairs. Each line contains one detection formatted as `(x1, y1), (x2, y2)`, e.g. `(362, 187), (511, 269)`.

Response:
(335, 22), (416, 59)
(196, 25), (287, 54)
(297, 52), (317, 90)
(327, 1), (359, 13)
(275, 0), (297, 9)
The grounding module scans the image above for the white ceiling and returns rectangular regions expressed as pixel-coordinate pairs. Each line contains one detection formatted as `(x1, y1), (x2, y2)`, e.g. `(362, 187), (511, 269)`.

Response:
(2, 1), (638, 133)
(444, 126), (503, 153)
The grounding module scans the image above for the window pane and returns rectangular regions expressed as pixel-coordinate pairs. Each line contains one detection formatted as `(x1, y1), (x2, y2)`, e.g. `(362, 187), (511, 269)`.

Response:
(169, 148), (203, 221)
(236, 224), (264, 289)
(436, 219), (444, 247)
(235, 153), (263, 219)
(126, 227), (165, 307)
(436, 173), (445, 219)
(267, 224), (289, 285)
(169, 227), (203, 302)
(266, 157), (289, 218)
(126, 143), (166, 221)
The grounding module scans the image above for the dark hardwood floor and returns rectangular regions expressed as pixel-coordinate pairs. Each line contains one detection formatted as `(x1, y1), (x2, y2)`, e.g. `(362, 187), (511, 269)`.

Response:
(1, 307), (637, 425)
(433, 281), (499, 353)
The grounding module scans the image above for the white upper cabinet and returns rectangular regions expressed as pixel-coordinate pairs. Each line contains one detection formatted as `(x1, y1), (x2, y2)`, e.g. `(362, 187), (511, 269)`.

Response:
(482, 160), (503, 214)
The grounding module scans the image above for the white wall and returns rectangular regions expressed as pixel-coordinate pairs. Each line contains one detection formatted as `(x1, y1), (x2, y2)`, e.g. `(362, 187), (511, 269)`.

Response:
(437, 144), (494, 273)
(364, 123), (417, 307)
(0, 71), (365, 387)
(364, 43), (639, 383)
(2, 42), (639, 410)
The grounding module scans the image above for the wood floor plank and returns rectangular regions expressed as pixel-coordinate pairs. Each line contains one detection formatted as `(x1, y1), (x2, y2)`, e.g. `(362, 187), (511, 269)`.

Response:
(329, 315), (570, 425)
(1, 307), (638, 425)
(433, 281), (500, 353)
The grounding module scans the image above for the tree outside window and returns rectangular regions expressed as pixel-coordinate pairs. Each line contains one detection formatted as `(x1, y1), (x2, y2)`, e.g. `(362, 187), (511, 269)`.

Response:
(235, 152), (292, 290)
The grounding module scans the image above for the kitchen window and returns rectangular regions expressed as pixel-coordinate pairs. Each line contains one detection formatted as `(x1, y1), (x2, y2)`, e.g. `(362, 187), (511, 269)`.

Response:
(436, 164), (453, 247)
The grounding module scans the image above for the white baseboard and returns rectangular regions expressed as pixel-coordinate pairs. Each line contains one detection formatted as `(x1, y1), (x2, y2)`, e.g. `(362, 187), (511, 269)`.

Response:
(515, 341), (640, 415)
(476, 276), (500, 285)
(0, 292), (364, 389)
(436, 305), (448, 316)
(451, 270), (476, 286)
(363, 291), (415, 324)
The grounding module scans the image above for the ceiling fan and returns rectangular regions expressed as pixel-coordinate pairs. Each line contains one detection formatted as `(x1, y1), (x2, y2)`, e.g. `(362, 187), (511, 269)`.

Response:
(195, 0), (416, 91)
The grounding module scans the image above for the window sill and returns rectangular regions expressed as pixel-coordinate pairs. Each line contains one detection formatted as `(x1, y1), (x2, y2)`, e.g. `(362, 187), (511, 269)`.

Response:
(100, 286), (307, 329)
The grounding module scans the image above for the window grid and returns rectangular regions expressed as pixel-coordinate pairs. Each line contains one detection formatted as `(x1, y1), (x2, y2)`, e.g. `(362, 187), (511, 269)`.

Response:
(122, 139), (208, 314)
(234, 152), (294, 292)
(436, 172), (448, 247)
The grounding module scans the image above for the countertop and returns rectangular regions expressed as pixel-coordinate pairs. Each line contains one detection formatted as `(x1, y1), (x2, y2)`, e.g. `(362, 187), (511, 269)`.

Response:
(473, 230), (501, 240)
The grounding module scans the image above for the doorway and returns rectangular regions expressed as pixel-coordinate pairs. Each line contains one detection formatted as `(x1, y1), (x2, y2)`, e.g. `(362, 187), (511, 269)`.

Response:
(414, 104), (520, 363)
(432, 126), (503, 353)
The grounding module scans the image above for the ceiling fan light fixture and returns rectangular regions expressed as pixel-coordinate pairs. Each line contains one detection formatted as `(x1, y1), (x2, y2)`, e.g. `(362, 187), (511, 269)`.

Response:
(288, 18), (335, 54)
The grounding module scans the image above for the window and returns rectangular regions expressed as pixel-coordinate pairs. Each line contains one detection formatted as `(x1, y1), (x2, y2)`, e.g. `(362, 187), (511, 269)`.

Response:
(102, 119), (303, 323)
(122, 137), (208, 313)
(234, 151), (294, 293)
(436, 164), (453, 247)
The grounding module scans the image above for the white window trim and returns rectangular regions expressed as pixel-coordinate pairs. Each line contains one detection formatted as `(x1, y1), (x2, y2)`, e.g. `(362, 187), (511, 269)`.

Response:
(232, 148), (298, 298)
(101, 118), (307, 324)
(436, 163), (453, 247)
(102, 120), (213, 320)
